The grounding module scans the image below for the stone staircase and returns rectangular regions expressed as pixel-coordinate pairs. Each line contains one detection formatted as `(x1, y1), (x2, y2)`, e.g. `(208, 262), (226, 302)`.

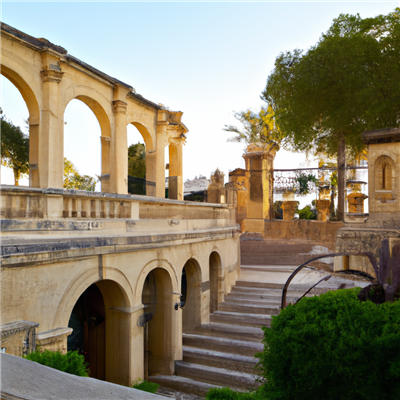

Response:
(150, 262), (366, 398)
(149, 258), (368, 400)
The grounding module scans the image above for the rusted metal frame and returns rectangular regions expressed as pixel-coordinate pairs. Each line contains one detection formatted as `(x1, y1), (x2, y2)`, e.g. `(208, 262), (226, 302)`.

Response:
(280, 251), (378, 310)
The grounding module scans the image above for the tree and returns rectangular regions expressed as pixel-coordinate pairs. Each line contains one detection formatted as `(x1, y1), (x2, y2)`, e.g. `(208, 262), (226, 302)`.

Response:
(262, 9), (400, 220)
(128, 142), (146, 178)
(1, 114), (29, 185)
(223, 105), (283, 148)
(64, 158), (97, 191)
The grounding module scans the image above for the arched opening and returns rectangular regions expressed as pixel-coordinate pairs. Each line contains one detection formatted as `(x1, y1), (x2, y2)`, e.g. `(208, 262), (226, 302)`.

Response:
(67, 279), (130, 385)
(1, 66), (40, 187)
(127, 123), (146, 196)
(375, 155), (395, 193)
(209, 252), (222, 313)
(181, 259), (202, 332)
(64, 98), (108, 192)
(141, 268), (174, 378)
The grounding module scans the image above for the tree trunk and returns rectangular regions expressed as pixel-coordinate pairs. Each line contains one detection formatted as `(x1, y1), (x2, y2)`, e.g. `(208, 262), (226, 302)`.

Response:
(14, 169), (20, 186)
(337, 134), (346, 221)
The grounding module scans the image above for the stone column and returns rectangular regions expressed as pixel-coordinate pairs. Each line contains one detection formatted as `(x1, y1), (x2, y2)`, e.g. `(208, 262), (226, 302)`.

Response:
(100, 135), (111, 193)
(156, 121), (168, 198)
(169, 140), (184, 200)
(39, 53), (64, 189)
(242, 143), (276, 232)
(29, 121), (40, 187)
(316, 199), (331, 221)
(282, 201), (297, 220)
(111, 100), (128, 194)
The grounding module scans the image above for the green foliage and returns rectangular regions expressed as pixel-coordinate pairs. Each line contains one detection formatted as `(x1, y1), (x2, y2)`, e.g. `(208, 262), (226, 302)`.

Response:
(297, 204), (316, 220)
(64, 158), (97, 191)
(206, 387), (261, 400)
(128, 142), (146, 179)
(295, 173), (318, 196)
(257, 288), (400, 400)
(263, 8), (400, 157)
(1, 114), (29, 185)
(224, 105), (283, 149)
(131, 379), (159, 394)
(25, 349), (89, 377)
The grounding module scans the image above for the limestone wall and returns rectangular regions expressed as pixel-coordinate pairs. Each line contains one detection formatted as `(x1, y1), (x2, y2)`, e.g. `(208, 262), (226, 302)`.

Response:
(244, 220), (344, 244)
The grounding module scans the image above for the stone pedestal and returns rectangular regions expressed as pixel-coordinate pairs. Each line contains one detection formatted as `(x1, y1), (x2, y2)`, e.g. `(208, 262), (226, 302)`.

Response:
(168, 176), (183, 200)
(347, 192), (368, 213)
(316, 199), (331, 221)
(282, 201), (297, 221)
(243, 143), (276, 221)
(207, 169), (225, 204)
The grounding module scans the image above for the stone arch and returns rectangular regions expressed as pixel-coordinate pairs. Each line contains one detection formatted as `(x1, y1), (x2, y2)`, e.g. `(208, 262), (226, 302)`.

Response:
(137, 261), (178, 376)
(1, 64), (41, 186)
(63, 88), (113, 191)
(127, 121), (156, 196)
(54, 267), (133, 328)
(374, 155), (396, 192)
(55, 268), (133, 385)
(181, 258), (202, 331)
(209, 250), (224, 313)
(127, 121), (154, 151)
(134, 259), (179, 304)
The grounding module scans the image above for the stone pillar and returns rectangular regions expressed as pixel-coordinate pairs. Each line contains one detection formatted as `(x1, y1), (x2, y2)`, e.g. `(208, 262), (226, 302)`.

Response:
(39, 53), (64, 189)
(243, 144), (276, 220)
(169, 176), (182, 200)
(156, 121), (167, 198)
(169, 139), (184, 199)
(282, 201), (297, 220)
(29, 121), (40, 187)
(316, 199), (331, 221)
(100, 136), (111, 193)
(347, 193), (368, 213)
(207, 169), (225, 203)
(111, 100), (128, 194)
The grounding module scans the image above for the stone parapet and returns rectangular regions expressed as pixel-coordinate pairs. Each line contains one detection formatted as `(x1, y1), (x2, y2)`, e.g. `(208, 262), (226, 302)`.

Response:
(0, 321), (39, 357)
(36, 327), (72, 354)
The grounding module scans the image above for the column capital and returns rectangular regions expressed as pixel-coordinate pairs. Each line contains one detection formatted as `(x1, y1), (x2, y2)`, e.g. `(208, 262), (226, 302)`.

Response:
(112, 100), (127, 114)
(41, 69), (64, 83)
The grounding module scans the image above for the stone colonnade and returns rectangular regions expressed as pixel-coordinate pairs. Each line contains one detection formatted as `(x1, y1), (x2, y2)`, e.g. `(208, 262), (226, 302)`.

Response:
(1, 22), (187, 199)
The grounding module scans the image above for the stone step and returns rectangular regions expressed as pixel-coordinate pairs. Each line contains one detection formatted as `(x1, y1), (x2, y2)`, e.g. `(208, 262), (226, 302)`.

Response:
(219, 301), (280, 315)
(231, 286), (305, 297)
(183, 333), (263, 357)
(183, 346), (258, 374)
(240, 265), (296, 273)
(224, 295), (296, 305)
(149, 375), (220, 398)
(210, 311), (272, 327)
(235, 280), (340, 294)
(175, 361), (260, 390)
(196, 322), (264, 341)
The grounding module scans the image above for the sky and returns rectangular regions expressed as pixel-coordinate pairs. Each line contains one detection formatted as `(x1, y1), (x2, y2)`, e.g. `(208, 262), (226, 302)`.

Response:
(1, 1), (398, 207)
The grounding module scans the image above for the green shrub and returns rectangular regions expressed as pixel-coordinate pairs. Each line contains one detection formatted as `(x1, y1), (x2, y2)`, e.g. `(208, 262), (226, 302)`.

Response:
(206, 387), (265, 400)
(25, 349), (89, 377)
(257, 288), (400, 400)
(132, 379), (159, 394)
(297, 204), (316, 220)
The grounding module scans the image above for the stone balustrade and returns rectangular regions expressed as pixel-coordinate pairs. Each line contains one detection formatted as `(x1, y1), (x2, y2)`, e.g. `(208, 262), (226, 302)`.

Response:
(0, 186), (231, 222)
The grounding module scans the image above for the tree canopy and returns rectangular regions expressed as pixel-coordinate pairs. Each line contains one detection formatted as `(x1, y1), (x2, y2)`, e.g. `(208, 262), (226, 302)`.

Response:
(223, 105), (283, 149)
(262, 8), (400, 219)
(1, 114), (29, 185)
(64, 158), (97, 191)
(128, 142), (146, 179)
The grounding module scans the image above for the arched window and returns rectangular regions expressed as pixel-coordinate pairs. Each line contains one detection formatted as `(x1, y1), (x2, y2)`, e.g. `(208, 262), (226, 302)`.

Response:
(375, 156), (394, 192)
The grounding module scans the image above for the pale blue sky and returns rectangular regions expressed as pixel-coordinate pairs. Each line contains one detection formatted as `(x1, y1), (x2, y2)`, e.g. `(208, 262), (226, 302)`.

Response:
(1, 1), (398, 204)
